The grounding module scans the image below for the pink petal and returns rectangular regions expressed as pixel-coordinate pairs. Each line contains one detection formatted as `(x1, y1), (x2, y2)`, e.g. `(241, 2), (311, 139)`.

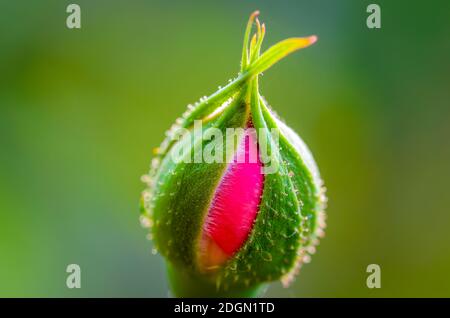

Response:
(200, 127), (264, 268)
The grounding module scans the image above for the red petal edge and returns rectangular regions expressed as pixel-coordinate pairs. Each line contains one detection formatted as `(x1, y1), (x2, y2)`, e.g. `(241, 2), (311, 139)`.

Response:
(199, 126), (264, 269)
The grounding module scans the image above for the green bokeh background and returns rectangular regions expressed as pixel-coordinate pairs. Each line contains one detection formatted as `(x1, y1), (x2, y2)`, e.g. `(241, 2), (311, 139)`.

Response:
(1, 0), (449, 297)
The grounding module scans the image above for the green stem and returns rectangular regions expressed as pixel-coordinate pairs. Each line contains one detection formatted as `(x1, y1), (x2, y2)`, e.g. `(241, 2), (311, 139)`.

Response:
(167, 262), (267, 298)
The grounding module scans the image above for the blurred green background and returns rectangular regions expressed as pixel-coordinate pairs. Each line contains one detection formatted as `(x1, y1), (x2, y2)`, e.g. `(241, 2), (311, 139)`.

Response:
(1, 0), (449, 297)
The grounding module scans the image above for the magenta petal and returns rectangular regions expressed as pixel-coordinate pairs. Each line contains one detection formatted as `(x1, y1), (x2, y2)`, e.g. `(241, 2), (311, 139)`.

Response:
(201, 128), (264, 266)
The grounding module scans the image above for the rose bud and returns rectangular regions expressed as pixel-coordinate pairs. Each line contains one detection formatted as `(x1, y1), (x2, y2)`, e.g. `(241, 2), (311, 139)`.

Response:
(140, 11), (326, 297)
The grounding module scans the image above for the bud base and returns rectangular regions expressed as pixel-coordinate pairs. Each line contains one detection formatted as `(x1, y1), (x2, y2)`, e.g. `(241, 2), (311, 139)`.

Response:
(167, 262), (267, 298)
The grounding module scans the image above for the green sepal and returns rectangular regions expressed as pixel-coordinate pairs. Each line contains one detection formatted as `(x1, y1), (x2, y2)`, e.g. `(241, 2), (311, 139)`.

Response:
(146, 91), (251, 270)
